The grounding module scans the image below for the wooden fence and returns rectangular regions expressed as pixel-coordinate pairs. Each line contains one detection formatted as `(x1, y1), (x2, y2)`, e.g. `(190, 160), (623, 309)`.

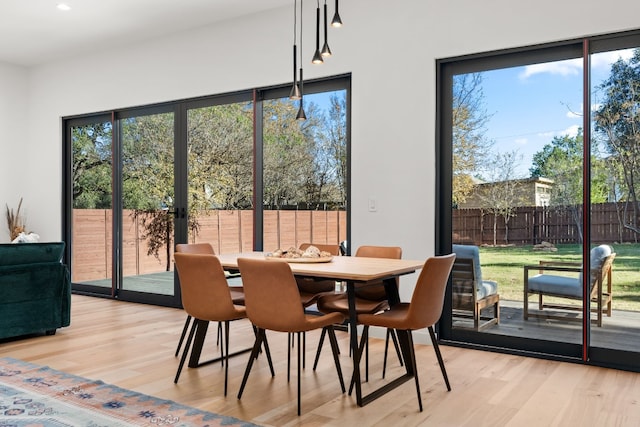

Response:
(453, 202), (638, 246)
(71, 209), (347, 282)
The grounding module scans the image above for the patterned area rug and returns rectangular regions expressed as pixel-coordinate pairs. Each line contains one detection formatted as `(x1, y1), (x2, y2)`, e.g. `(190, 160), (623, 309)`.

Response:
(0, 357), (259, 426)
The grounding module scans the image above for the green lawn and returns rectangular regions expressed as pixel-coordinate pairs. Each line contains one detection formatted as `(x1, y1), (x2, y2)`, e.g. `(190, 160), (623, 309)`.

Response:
(478, 243), (640, 311)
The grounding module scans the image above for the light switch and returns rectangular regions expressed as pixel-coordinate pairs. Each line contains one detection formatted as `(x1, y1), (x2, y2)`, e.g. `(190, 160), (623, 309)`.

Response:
(368, 198), (377, 212)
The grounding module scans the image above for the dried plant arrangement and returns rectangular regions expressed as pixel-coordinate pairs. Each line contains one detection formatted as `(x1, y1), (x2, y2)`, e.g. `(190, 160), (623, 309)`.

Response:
(6, 197), (26, 241)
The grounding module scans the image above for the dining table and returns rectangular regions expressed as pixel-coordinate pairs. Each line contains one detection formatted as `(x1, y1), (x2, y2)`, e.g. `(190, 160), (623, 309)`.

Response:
(211, 251), (426, 407)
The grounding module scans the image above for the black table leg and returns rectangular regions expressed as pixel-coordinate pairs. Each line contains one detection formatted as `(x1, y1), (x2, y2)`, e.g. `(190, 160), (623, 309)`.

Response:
(346, 280), (363, 405)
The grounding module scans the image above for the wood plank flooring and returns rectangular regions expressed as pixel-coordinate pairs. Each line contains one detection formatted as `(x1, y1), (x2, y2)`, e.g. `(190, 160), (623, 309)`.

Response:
(1, 295), (640, 426)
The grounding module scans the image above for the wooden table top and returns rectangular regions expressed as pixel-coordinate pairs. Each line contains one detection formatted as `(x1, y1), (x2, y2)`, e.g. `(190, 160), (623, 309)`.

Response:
(216, 252), (425, 282)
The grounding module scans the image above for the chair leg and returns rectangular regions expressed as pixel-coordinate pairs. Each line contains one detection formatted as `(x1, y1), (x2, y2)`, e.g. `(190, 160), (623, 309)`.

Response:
(326, 326), (345, 392)
(297, 331), (302, 416)
(428, 326), (451, 391)
(223, 321), (230, 396)
(175, 315), (192, 357)
(383, 328), (390, 379)
(218, 322), (224, 365)
(287, 333), (292, 382)
(405, 330), (423, 412)
(312, 327), (327, 371)
(238, 328), (266, 399)
(262, 330), (275, 377)
(174, 319), (198, 383)
(383, 328), (405, 379)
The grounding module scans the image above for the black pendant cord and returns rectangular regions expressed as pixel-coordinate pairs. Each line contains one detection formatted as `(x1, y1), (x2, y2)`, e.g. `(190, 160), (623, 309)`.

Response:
(312, 1), (323, 64)
(290, 0), (300, 99)
(297, 0), (306, 120)
(321, 0), (331, 57)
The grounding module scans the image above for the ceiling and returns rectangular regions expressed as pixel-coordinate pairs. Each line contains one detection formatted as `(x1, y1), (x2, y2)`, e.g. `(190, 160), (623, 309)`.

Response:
(0, 0), (291, 67)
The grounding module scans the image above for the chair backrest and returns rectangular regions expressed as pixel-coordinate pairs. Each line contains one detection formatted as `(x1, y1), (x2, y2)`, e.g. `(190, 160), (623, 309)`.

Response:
(175, 243), (215, 255)
(405, 253), (456, 329)
(579, 244), (614, 289)
(353, 245), (402, 300)
(296, 244), (340, 294)
(452, 244), (482, 287)
(299, 243), (341, 256)
(450, 256), (476, 310)
(238, 257), (308, 332)
(173, 253), (238, 321)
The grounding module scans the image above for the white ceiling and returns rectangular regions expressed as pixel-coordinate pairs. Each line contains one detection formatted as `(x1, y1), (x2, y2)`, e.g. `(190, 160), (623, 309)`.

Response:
(0, 0), (291, 67)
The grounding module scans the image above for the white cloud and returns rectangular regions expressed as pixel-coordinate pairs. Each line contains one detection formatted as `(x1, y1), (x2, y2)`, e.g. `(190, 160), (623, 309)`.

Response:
(561, 125), (580, 137)
(520, 59), (582, 79)
(519, 49), (635, 80)
(536, 125), (580, 140)
(591, 49), (634, 71)
(514, 138), (528, 145)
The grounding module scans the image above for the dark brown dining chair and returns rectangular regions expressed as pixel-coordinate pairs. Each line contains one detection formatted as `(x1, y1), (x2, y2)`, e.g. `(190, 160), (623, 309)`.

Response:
(173, 253), (252, 396)
(294, 243), (341, 367)
(296, 243), (341, 307)
(237, 257), (346, 416)
(356, 253), (456, 412)
(174, 243), (244, 358)
(314, 245), (404, 381)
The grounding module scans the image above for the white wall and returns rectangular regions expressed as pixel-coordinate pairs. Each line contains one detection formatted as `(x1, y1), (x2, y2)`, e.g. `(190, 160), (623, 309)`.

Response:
(3, 0), (640, 338)
(0, 62), (28, 242)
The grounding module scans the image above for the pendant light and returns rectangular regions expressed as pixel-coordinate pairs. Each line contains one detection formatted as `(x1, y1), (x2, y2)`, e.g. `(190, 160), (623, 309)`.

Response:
(331, 0), (343, 27)
(296, 68), (306, 120)
(312, 0), (323, 64)
(296, 0), (307, 120)
(289, 0), (301, 99)
(321, 0), (331, 57)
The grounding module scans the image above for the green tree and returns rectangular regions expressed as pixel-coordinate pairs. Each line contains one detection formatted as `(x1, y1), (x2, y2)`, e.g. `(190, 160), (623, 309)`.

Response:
(452, 73), (493, 206)
(262, 99), (317, 208)
(594, 49), (640, 236)
(122, 113), (176, 270)
(72, 122), (112, 209)
(530, 128), (608, 241)
(187, 103), (254, 210)
(477, 150), (526, 245)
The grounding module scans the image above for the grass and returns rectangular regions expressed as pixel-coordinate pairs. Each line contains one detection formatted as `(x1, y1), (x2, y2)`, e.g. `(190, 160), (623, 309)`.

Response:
(479, 243), (640, 311)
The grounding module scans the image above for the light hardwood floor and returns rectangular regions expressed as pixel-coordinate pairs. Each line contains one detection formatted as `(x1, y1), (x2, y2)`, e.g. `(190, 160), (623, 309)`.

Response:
(1, 294), (639, 426)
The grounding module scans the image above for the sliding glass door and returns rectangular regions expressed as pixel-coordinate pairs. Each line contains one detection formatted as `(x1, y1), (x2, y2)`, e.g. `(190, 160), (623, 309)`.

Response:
(67, 107), (181, 306)
(64, 75), (350, 308)
(588, 36), (640, 365)
(117, 107), (178, 304)
(438, 31), (640, 371)
(184, 95), (254, 254)
(66, 115), (114, 297)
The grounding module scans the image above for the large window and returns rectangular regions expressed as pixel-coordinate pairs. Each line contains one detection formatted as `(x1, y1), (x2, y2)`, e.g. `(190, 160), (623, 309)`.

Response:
(64, 75), (350, 306)
(438, 32), (640, 372)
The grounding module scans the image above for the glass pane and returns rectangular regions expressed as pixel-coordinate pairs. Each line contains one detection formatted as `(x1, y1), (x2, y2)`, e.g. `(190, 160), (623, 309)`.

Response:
(120, 112), (175, 295)
(71, 121), (113, 289)
(590, 47), (640, 352)
(186, 101), (254, 254)
(451, 59), (584, 343)
(262, 91), (347, 252)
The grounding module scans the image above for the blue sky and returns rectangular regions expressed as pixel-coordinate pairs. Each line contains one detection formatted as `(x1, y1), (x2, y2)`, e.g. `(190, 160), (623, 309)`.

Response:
(479, 49), (634, 177)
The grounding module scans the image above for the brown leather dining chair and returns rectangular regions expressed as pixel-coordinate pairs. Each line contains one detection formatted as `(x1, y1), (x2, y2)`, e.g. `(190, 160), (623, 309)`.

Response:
(173, 253), (255, 396)
(174, 243), (244, 358)
(296, 243), (341, 307)
(293, 243), (341, 367)
(237, 257), (346, 416)
(356, 253), (456, 412)
(314, 245), (404, 381)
